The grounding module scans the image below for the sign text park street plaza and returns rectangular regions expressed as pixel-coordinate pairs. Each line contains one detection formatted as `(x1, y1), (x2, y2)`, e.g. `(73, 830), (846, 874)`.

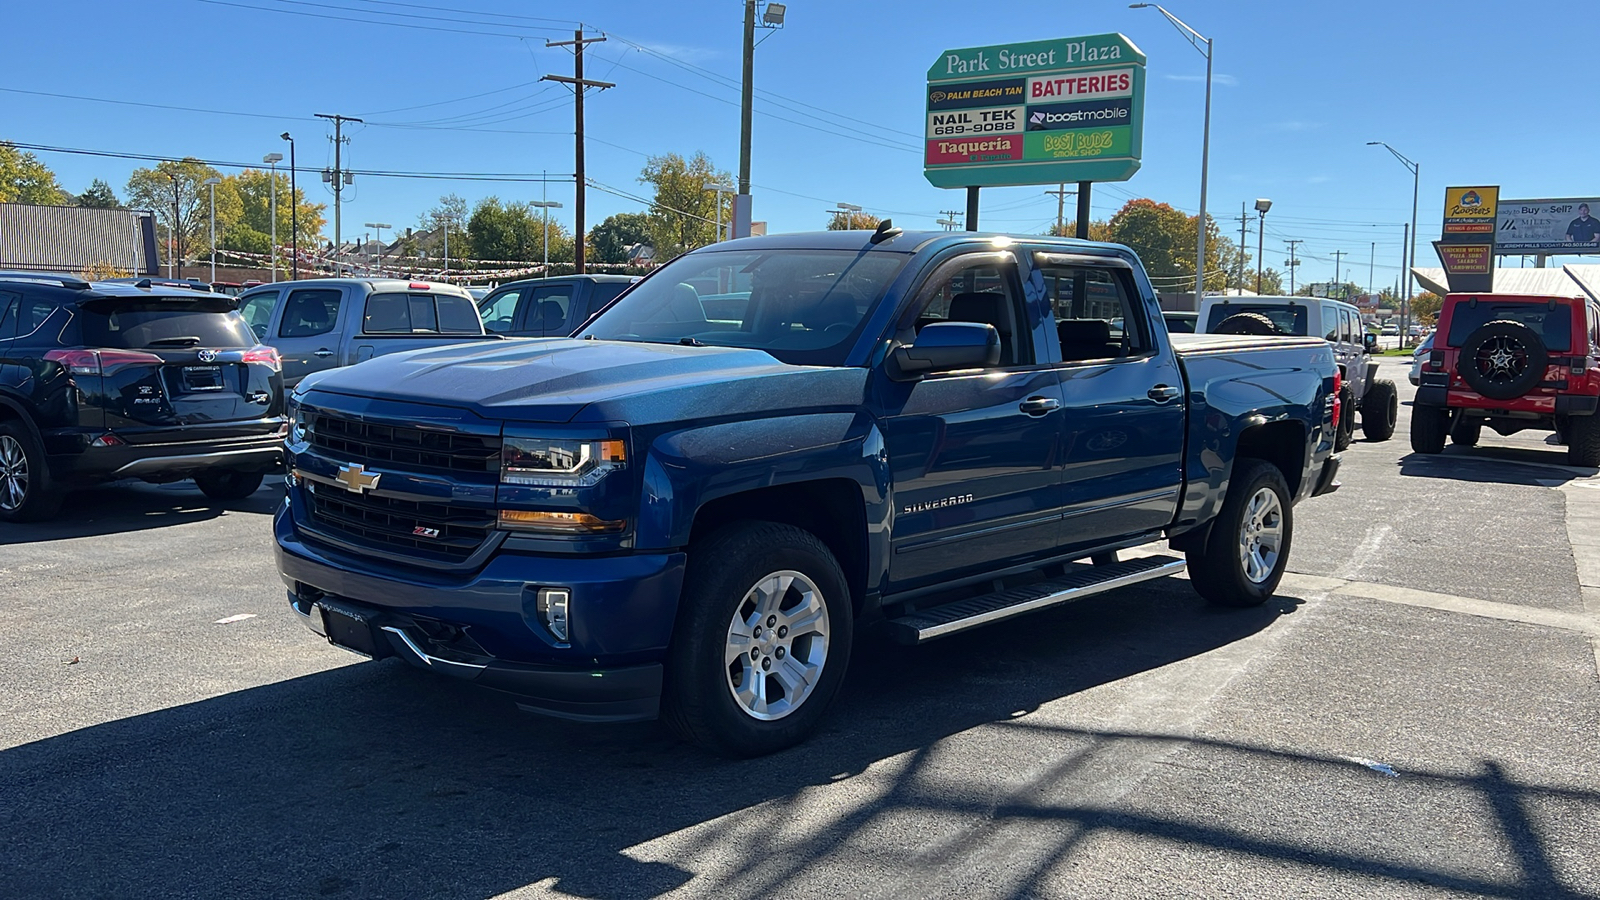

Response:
(925, 34), (1146, 190)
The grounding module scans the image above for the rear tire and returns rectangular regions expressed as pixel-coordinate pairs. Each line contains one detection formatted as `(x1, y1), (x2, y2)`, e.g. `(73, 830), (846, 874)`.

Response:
(1212, 312), (1281, 336)
(1410, 406), (1448, 454)
(1335, 386), (1356, 451)
(0, 421), (64, 523)
(1361, 379), (1398, 442)
(194, 469), (264, 501)
(663, 522), (853, 757)
(1186, 459), (1292, 608)
(1568, 416), (1600, 468)
(1450, 419), (1482, 447)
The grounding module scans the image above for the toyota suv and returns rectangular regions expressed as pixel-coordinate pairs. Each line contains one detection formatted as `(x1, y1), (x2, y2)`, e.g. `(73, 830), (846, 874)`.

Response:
(1411, 292), (1600, 466)
(0, 272), (286, 521)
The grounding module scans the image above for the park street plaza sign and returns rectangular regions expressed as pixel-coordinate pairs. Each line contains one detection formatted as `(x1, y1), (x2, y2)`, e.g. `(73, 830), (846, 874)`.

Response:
(924, 34), (1146, 189)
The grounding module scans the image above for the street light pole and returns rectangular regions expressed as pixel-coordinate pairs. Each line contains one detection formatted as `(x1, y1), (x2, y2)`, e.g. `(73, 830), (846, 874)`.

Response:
(364, 222), (390, 276)
(280, 133), (298, 280)
(264, 152), (283, 282)
(1254, 198), (1272, 293)
(1132, 4), (1212, 298)
(1368, 141), (1420, 343)
(835, 201), (863, 229)
(705, 181), (735, 241)
(530, 201), (562, 273)
(204, 176), (221, 283)
(170, 173), (181, 279)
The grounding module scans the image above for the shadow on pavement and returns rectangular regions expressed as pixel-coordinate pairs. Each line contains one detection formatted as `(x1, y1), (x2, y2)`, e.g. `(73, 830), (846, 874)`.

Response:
(1398, 447), (1596, 487)
(0, 480), (283, 545)
(4, 579), (1594, 898)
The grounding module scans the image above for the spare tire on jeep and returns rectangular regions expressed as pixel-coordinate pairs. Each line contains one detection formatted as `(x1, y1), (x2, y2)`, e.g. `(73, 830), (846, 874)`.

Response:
(1458, 320), (1548, 400)
(1212, 312), (1282, 336)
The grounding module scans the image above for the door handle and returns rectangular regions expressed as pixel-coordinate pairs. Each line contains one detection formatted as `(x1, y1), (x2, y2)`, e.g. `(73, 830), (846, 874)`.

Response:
(1148, 384), (1182, 402)
(313, 349), (334, 358)
(1019, 396), (1061, 416)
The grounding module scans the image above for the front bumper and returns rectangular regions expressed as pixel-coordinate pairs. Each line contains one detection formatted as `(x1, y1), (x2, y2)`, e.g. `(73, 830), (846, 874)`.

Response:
(275, 505), (686, 722)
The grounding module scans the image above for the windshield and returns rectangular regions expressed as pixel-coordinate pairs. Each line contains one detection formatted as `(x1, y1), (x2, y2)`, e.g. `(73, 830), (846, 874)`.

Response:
(582, 249), (910, 366)
(1447, 301), (1573, 352)
(1205, 304), (1309, 336)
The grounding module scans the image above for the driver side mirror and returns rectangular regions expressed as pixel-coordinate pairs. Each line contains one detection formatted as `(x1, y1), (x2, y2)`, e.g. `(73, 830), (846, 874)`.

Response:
(890, 321), (1001, 380)
(1363, 332), (1378, 352)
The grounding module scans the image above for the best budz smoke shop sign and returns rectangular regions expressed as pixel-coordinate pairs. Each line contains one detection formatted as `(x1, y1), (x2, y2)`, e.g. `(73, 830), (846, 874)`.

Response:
(924, 34), (1146, 189)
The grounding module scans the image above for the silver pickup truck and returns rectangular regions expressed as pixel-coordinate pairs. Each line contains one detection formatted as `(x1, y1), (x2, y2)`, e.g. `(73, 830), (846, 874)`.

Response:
(236, 278), (497, 386)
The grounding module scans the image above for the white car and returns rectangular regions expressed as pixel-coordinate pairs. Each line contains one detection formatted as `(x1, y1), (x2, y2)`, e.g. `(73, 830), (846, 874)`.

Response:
(1408, 332), (1434, 385)
(1381, 323), (1399, 336)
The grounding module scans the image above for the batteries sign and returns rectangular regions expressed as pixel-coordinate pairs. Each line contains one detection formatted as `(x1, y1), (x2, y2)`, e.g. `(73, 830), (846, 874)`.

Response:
(924, 34), (1145, 189)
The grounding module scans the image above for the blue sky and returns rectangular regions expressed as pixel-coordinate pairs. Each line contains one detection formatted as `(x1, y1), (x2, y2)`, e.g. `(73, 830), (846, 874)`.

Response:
(3, 0), (1593, 287)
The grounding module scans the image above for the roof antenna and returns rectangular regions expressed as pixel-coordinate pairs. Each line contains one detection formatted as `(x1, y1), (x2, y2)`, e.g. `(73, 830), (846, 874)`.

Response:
(869, 218), (902, 245)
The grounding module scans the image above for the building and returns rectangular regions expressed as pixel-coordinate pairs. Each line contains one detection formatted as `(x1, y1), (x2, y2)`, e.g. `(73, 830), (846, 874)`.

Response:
(0, 202), (159, 274)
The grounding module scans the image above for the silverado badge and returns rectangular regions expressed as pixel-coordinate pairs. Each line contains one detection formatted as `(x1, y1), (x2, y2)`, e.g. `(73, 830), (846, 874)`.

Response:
(335, 463), (380, 494)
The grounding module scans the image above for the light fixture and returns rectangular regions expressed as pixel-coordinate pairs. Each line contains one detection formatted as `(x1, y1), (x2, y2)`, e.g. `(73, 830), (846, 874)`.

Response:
(1254, 198), (1273, 214)
(762, 2), (786, 26)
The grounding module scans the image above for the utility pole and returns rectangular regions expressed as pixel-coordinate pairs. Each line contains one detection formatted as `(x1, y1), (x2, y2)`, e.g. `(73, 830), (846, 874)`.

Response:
(1332, 250), (1346, 291)
(1044, 184), (1074, 235)
(1284, 239), (1302, 294)
(939, 210), (963, 232)
(1236, 202), (1249, 295)
(1368, 241), (1376, 296)
(544, 30), (613, 274)
(170, 173), (181, 278)
(315, 113), (362, 277)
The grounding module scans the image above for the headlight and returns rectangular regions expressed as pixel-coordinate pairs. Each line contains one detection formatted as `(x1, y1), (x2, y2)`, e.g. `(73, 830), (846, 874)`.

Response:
(501, 437), (626, 487)
(289, 402), (311, 443)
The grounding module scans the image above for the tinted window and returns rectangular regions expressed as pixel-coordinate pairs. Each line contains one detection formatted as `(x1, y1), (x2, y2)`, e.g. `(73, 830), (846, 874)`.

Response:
(279, 289), (341, 338)
(237, 291), (278, 341)
(1035, 262), (1144, 361)
(904, 258), (1032, 366)
(1446, 301), (1573, 353)
(1205, 304), (1309, 336)
(80, 298), (255, 349)
(0, 290), (19, 341)
(436, 295), (481, 334)
(479, 288), (522, 334)
(525, 285), (575, 336)
(585, 249), (908, 366)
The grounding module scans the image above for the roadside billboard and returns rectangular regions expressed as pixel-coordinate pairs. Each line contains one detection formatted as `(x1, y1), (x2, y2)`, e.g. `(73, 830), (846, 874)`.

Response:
(1495, 198), (1600, 253)
(1442, 186), (1498, 236)
(924, 34), (1146, 189)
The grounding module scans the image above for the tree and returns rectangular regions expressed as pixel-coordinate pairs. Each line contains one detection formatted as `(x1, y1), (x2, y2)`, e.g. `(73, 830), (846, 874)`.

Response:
(418, 194), (470, 261)
(588, 212), (653, 264)
(826, 211), (881, 230)
(216, 169), (325, 268)
(1103, 199), (1238, 294)
(75, 179), (123, 209)
(1045, 220), (1113, 241)
(0, 142), (66, 205)
(1410, 291), (1444, 324)
(467, 197), (572, 263)
(639, 152), (732, 257)
(126, 159), (223, 268)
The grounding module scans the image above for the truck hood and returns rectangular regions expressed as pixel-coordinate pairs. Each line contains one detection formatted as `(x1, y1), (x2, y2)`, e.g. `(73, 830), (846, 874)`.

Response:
(300, 338), (870, 424)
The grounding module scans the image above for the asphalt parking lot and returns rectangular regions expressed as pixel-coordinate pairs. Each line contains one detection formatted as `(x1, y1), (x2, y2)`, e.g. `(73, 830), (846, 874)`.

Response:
(3, 356), (1597, 900)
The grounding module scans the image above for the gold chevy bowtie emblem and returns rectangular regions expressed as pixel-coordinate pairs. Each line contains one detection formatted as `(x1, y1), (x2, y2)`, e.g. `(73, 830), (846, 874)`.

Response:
(335, 463), (381, 494)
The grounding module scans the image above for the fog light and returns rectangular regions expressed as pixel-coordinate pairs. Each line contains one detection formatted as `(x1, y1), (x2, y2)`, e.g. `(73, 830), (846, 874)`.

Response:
(498, 510), (626, 533)
(537, 588), (570, 642)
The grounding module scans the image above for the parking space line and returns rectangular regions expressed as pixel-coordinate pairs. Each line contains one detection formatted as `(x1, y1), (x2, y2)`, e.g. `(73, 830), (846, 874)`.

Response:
(1278, 572), (1600, 638)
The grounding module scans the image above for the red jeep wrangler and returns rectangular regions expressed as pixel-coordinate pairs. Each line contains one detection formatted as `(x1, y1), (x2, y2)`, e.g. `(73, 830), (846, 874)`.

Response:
(1411, 292), (1600, 466)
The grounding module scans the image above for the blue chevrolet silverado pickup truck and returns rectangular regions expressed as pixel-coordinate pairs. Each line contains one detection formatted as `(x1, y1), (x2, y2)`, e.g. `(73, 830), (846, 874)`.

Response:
(276, 227), (1341, 756)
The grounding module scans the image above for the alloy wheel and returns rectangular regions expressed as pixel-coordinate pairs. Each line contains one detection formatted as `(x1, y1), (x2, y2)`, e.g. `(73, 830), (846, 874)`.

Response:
(1237, 487), (1284, 584)
(1473, 335), (1529, 385)
(0, 435), (29, 512)
(723, 570), (831, 721)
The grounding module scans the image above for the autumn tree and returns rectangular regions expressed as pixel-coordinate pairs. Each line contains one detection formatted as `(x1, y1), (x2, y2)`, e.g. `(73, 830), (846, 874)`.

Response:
(1102, 199), (1241, 294)
(1410, 290), (1444, 324)
(216, 169), (325, 264)
(0, 142), (66, 205)
(126, 159), (224, 268)
(826, 211), (881, 230)
(588, 212), (653, 264)
(1045, 220), (1112, 241)
(640, 152), (732, 257)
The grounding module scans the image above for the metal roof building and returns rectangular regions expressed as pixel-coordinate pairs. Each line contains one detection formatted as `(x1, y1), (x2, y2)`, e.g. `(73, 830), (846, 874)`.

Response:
(1412, 264), (1600, 301)
(0, 202), (158, 275)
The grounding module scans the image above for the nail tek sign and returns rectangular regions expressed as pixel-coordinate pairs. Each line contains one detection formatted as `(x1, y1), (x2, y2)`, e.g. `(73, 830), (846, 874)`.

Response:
(925, 34), (1146, 189)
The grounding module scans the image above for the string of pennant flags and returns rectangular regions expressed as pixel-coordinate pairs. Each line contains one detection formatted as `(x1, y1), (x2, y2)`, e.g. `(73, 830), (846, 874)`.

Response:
(207, 247), (650, 284)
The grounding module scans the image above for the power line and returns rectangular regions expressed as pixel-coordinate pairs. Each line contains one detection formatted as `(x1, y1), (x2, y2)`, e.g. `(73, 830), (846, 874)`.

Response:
(195, 0), (571, 40)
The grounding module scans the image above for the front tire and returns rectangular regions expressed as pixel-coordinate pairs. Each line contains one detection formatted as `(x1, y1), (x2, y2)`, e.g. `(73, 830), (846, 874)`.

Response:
(1410, 406), (1448, 454)
(1361, 379), (1398, 442)
(1569, 416), (1600, 467)
(1186, 459), (1292, 608)
(0, 421), (64, 523)
(663, 522), (853, 757)
(193, 469), (264, 501)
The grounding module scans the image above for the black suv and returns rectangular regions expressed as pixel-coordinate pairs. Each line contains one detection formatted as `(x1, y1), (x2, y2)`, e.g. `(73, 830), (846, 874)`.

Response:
(0, 272), (286, 522)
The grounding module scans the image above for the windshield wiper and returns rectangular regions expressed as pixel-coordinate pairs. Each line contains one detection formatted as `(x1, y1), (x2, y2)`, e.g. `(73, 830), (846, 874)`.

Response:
(678, 336), (705, 347)
(148, 336), (202, 347)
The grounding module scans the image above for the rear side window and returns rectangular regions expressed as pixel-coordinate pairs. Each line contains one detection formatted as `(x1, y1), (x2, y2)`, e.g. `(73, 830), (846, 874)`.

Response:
(279, 289), (341, 338)
(364, 292), (481, 334)
(0, 290), (19, 340)
(80, 298), (255, 349)
(1035, 262), (1146, 361)
(1446, 301), (1573, 353)
(1206, 304), (1309, 336)
(525, 285), (576, 336)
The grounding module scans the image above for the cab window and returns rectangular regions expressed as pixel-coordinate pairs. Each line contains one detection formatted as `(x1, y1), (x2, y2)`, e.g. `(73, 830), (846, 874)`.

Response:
(1035, 261), (1145, 362)
(479, 288), (522, 334)
(237, 290), (278, 342)
(902, 258), (1032, 367)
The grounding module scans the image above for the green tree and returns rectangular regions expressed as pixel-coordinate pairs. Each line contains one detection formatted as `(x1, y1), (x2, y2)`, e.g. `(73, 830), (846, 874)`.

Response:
(75, 179), (123, 209)
(1104, 199), (1238, 294)
(0, 142), (66, 205)
(826, 211), (881, 230)
(216, 169), (325, 271)
(467, 197), (572, 263)
(639, 152), (732, 257)
(588, 212), (653, 264)
(126, 159), (224, 268)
